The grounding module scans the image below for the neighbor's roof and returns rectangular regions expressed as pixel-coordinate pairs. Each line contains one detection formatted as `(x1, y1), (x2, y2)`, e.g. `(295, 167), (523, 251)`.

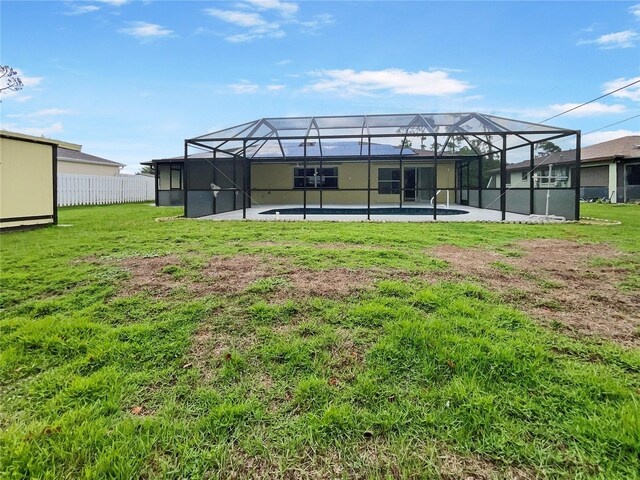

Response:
(581, 135), (640, 162)
(188, 113), (576, 159)
(504, 135), (640, 171)
(58, 147), (125, 167)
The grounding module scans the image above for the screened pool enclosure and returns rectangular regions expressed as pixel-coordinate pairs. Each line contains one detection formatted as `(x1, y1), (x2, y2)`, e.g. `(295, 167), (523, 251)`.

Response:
(182, 113), (581, 220)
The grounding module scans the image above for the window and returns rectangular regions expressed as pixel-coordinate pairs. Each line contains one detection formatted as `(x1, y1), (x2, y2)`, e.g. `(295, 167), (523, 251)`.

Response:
(378, 168), (400, 194)
(293, 167), (338, 189)
(158, 164), (183, 191)
(521, 172), (528, 182)
(170, 165), (183, 190)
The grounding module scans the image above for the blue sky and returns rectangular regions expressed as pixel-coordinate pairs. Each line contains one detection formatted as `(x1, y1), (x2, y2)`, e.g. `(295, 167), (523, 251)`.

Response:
(2, 0), (639, 173)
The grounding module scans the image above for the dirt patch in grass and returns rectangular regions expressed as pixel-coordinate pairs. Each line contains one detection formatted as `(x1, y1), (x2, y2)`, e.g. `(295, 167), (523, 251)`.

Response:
(279, 268), (371, 299)
(431, 239), (640, 347)
(437, 449), (534, 480)
(251, 241), (377, 249)
(117, 254), (374, 300)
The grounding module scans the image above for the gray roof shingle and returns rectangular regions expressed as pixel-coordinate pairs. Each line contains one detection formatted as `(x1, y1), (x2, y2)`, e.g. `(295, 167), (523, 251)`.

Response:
(58, 147), (125, 167)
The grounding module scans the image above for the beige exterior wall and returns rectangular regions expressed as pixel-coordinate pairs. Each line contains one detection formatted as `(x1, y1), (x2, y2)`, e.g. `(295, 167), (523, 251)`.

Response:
(250, 160), (457, 205)
(0, 137), (54, 228)
(57, 160), (121, 176)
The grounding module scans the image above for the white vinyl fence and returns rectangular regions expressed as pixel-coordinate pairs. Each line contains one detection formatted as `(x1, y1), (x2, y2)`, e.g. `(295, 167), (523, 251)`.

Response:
(58, 174), (155, 207)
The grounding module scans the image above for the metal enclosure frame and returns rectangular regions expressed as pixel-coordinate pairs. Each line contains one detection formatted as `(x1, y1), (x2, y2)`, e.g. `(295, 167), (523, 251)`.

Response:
(182, 113), (581, 221)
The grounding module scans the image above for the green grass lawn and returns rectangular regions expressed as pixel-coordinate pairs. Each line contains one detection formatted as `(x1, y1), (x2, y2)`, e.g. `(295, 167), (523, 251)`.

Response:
(1, 203), (638, 479)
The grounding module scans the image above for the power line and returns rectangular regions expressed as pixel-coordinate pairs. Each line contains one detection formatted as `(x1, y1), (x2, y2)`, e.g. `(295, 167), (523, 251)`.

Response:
(538, 78), (640, 124)
(583, 113), (640, 135)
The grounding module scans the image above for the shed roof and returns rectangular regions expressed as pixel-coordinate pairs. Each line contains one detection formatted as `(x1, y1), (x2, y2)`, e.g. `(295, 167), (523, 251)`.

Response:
(0, 130), (81, 150)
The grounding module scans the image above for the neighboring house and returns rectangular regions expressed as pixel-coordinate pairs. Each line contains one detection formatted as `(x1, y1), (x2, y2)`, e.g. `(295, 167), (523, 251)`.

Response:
(493, 151), (576, 189)
(0, 131), (68, 229)
(492, 136), (640, 203)
(57, 146), (124, 176)
(579, 135), (640, 203)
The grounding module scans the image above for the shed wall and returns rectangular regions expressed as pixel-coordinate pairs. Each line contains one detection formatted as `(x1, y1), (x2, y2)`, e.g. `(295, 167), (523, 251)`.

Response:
(0, 137), (54, 229)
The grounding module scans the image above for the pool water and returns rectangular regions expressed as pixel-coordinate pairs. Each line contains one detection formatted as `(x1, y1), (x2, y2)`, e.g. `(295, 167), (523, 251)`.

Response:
(259, 207), (468, 216)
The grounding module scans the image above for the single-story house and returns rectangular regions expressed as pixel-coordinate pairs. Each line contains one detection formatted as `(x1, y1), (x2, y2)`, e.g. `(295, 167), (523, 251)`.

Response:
(145, 145), (460, 209)
(147, 113), (582, 220)
(57, 146), (124, 176)
(0, 131), (63, 229)
(492, 135), (640, 203)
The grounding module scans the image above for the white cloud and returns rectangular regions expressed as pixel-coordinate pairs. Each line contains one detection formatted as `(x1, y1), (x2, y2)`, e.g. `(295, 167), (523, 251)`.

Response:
(509, 102), (628, 120)
(205, 8), (283, 41)
(229, 81), (260, 93)
(13, 71), (43, 88)
(603, 76), (640, 102)
(7, 108), (74, 119)
(96, 0), (128, 5)
(630, 4), (640, 19)
(119, 22), (174, 39)
(204, 1), (330, 42)
(305, 68), (472, 97)
(583, 129), (640, 146)
(267, 84), (285, 91)
(205, 9), (269, 27)
(276, 59), (291, 66)
(15, 96), (33, 103)
(579, 30), (638, 48)
(295, 13), (333, 31)
(66, 5), (100, 15)
(244, 0), (298, 17)
(546, 102), (627, 117)
(2, 122), (64, 137)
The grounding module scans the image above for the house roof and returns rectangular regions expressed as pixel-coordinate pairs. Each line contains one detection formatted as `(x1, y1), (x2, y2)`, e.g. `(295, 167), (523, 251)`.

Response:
(58, 147), (125, 167)
(144, 142), (461, 166)
(504, 135), (640, 172)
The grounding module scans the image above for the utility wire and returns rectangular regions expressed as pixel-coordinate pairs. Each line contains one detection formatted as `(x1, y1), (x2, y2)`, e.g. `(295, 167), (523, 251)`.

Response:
(583, 113), (640, 135)
(537, 78), (640, 124)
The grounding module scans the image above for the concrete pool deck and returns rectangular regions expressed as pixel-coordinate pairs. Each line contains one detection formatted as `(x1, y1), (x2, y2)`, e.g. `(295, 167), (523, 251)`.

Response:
(198, 204), (552, 223)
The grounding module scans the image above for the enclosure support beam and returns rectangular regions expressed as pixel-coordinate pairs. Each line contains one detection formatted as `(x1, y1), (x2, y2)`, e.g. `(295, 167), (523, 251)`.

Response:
(319, 153), (323, 208)
(466, 160), (470, 204)
(399, 153), (403, 209)
(500, 135), (507, 221)
(183, 141), (189, 218)
(575, 132), (581, 220)
(233, 152), (238, 212)
(303, 142), (307, 219)
(433, 135), (439, 220)
(212, 150), (217, 215)
(242, 140), (247, 219)
(478, 155), (483, 208)
(529, 143), (535, 215)
(367, 136), (371, 220)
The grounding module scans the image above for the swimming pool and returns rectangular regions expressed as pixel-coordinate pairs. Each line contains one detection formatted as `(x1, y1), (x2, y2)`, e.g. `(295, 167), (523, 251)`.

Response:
(259, 207), (469, 216)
